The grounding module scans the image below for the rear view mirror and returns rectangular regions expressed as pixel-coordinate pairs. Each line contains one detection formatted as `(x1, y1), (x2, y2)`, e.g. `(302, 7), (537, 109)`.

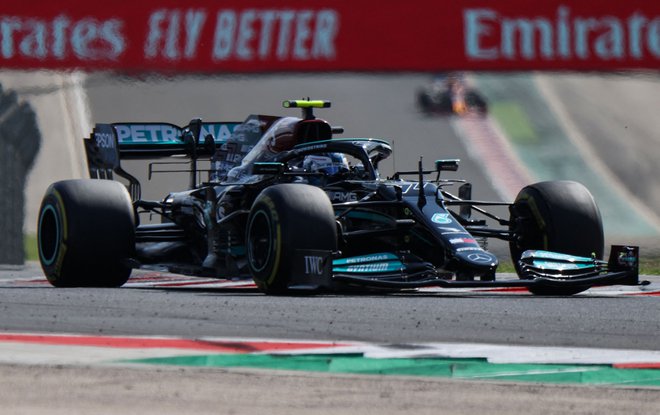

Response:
(458, 183), (472, 219)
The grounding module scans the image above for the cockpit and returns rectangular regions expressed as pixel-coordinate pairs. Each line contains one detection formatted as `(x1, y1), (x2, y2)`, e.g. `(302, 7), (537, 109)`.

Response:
(215, 100), (391, 184)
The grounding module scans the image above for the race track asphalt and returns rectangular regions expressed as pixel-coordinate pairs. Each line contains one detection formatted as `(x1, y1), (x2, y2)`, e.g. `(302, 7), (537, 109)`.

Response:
(1, 265), (660, 349)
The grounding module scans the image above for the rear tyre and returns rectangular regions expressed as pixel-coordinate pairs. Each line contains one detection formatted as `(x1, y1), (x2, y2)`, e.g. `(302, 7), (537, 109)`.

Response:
(246, 184), (337, 294)
(38, 179), (135, 287)
(509, 181), (603, 296)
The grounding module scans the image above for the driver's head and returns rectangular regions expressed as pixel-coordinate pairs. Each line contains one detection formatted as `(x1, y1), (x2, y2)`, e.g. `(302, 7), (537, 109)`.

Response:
(303, 153), (349, 176)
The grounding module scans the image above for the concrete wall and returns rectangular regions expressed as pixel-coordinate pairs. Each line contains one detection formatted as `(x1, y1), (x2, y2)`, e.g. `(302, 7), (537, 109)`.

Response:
(0, 71), (90, 236)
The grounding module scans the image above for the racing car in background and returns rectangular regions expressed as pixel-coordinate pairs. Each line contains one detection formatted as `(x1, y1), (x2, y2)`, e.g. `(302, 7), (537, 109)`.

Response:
(417, 73), (488, 116)
(37, 100), (640, 296)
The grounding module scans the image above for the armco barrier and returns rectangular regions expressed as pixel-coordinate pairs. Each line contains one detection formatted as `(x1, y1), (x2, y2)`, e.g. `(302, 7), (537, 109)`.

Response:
(0, 1), (658, 72)
(0, 84), (41, 265)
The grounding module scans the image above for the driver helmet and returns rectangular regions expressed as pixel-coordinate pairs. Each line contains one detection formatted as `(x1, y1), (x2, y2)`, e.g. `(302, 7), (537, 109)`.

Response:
(303, 153), (349, 176)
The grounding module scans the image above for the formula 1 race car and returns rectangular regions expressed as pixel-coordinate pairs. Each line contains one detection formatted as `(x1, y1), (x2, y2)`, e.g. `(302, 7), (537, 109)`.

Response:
(417, 73), (488, 116)
(37, 100), (641, 296)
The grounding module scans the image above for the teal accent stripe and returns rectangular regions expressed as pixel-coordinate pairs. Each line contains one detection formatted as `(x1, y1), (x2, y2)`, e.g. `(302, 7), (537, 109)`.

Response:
(333, 261), (404, 274)
(333, 253), (399, 266)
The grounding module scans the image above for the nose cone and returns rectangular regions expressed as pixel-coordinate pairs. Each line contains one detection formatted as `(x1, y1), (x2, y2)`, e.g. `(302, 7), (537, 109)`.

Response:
(455, 250), (498, 270)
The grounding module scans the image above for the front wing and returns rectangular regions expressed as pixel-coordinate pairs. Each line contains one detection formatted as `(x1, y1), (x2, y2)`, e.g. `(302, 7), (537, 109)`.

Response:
(285, 245), (642, 292)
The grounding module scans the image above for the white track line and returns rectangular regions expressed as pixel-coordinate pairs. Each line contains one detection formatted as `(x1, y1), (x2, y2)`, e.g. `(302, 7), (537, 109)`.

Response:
(1, 332), (659, 367)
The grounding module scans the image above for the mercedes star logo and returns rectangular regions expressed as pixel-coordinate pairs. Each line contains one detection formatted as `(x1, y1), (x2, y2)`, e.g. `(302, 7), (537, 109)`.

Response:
(467, 253), (493, 263)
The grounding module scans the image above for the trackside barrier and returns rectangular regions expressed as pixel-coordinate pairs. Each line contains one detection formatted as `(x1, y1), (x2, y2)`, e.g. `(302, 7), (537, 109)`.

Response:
(0, 84), (41, 265)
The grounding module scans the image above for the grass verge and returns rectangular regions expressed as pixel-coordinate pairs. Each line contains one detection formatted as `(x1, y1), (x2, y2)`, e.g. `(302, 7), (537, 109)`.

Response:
(24, 234), (38, 262)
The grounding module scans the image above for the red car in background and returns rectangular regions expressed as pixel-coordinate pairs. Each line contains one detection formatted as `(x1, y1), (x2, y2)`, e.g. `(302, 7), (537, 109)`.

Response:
(417, 73), (488, 116)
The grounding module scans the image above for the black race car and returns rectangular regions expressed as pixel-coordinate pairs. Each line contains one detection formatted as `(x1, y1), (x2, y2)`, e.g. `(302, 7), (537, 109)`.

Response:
(37, 100), (641, 295)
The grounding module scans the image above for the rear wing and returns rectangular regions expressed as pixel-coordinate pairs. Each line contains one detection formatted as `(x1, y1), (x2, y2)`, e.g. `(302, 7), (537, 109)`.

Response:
(84, 121), (239, 200)
(105, 122), (239, 158)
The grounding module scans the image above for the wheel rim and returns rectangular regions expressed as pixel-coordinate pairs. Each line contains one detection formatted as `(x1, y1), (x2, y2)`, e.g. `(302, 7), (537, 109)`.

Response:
(247, 209), (272, 273)
(38, 204), (60, 266)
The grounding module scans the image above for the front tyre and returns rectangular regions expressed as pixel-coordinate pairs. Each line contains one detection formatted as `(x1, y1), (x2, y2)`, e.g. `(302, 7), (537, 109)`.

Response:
(509, 181), (604, 296)
(38, 179), (135, 287)
(246, 184), (337, 294)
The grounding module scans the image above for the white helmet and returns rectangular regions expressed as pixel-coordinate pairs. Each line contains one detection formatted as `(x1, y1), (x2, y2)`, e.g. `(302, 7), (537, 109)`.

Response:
(303, 153), (349, 177)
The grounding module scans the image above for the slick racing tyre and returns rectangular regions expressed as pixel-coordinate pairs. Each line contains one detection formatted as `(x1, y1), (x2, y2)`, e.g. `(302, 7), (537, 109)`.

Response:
(509, 181), (604, 296)
(246, 184), (337, 294)
(38, 179), (135, 287)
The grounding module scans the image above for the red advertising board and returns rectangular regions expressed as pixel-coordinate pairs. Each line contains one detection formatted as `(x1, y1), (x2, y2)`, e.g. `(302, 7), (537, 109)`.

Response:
(0, 0), (658, 72)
